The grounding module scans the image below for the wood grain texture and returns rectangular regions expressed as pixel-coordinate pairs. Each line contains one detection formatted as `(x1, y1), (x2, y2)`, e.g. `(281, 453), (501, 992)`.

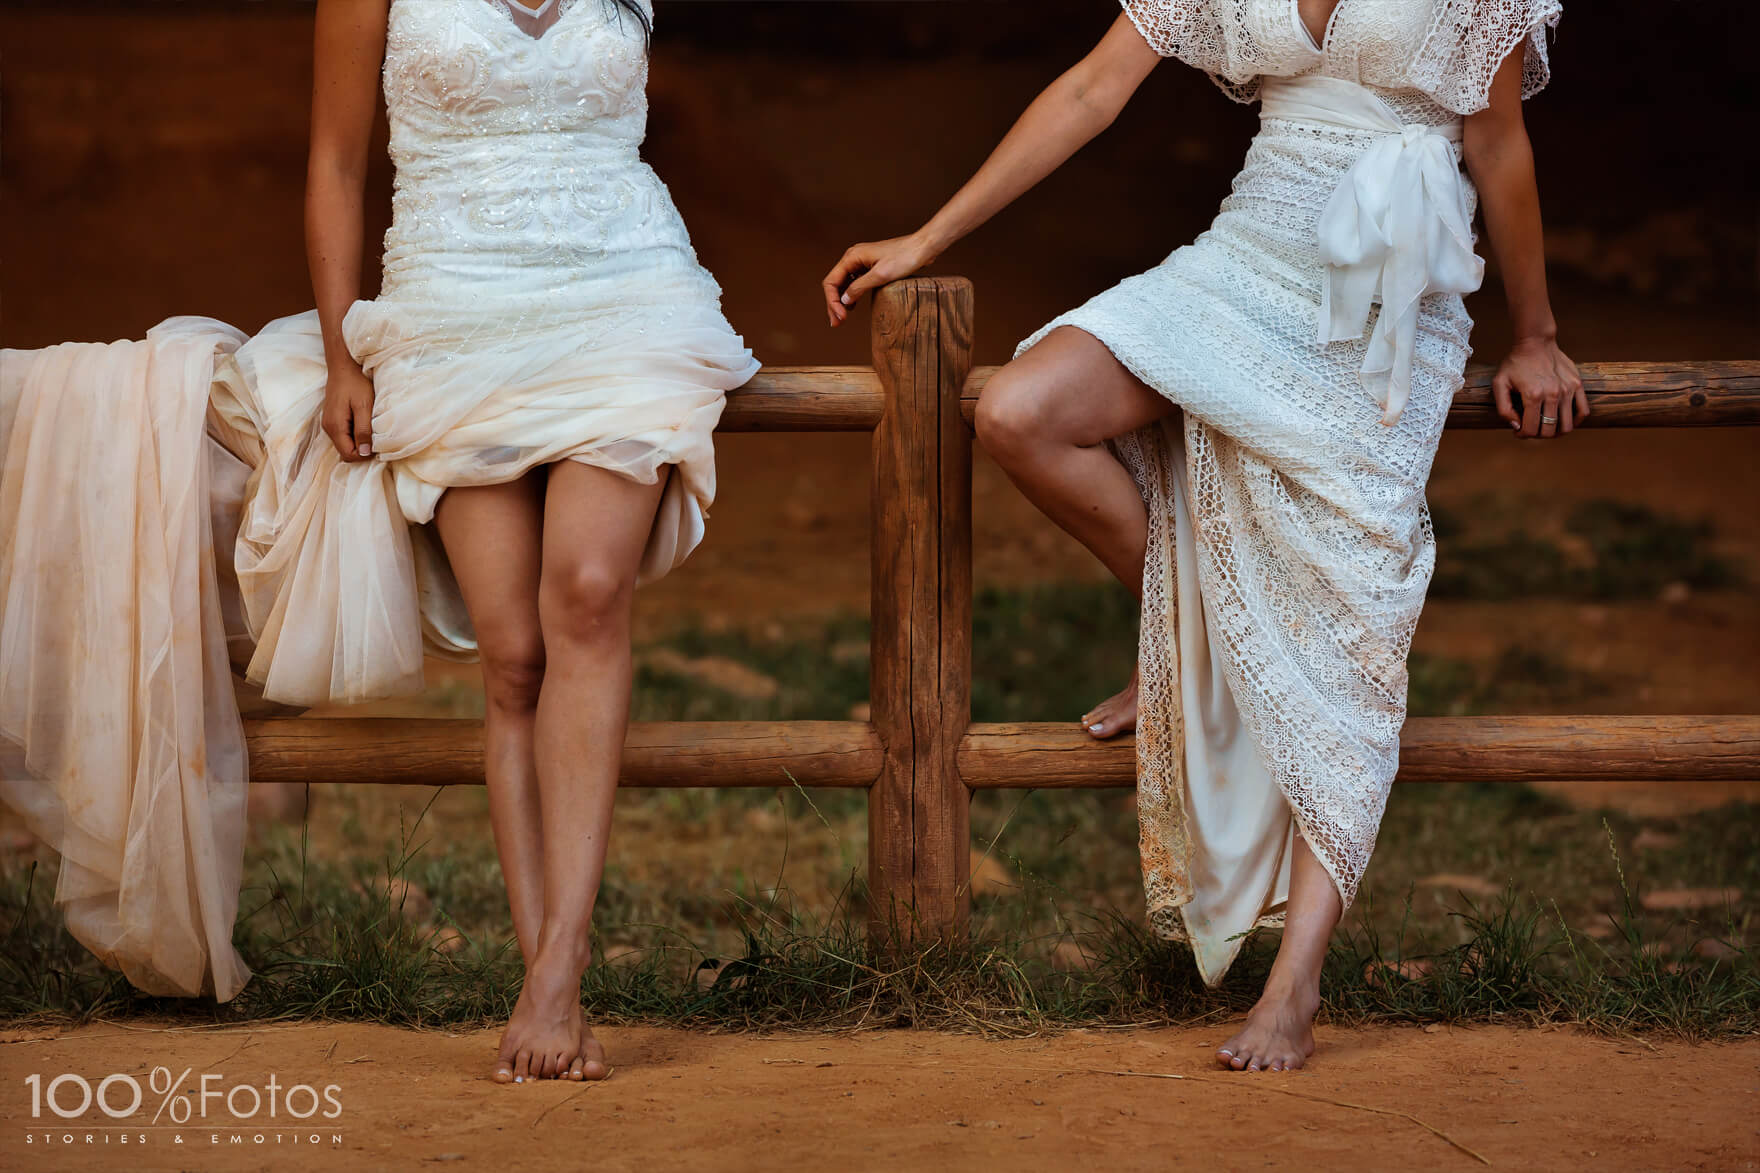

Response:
(720, 367), (884, 431)
(958, 360), (1760, 428)
(958, 717), (1760, 788)
(866, 277), (976, 943)
(244, 719), (882, 788)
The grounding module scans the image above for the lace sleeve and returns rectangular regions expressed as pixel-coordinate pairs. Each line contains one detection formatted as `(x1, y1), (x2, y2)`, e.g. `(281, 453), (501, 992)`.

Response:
(1407, 0), (1563, 115)
(1120, 0), (1320, 105)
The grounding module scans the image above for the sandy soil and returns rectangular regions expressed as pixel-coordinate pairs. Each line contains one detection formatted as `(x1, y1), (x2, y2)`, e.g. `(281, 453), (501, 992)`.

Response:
(1, 1022), (1755, 1172)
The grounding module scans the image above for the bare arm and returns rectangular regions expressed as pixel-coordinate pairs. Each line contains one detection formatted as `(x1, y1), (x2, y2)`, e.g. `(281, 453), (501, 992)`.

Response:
(307, 0), (389, 460)
(822, 14), (1162, 325)
(1463, 46), (1585, 439)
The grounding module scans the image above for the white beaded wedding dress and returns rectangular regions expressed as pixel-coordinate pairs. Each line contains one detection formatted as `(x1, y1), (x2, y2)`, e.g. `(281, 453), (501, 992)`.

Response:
(1018, 0), (1560, 982)
(0, 0), (757, 999)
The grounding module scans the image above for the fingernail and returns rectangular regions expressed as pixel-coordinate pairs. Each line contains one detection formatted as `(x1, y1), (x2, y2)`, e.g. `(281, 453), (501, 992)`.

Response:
(840, 293), (851, 305)
(358, 444), (372, 456)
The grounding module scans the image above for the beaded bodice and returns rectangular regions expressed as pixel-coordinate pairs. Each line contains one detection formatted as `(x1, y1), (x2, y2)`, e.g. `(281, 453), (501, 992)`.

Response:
(377, 0), (676, 287)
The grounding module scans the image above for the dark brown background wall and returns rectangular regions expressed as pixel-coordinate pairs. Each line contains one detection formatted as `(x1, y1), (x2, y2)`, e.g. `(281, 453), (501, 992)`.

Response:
(3, 0), (1754, 364)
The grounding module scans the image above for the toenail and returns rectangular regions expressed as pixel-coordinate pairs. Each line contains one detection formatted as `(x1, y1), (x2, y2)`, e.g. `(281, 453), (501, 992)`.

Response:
(1089, 724), (1105, 733)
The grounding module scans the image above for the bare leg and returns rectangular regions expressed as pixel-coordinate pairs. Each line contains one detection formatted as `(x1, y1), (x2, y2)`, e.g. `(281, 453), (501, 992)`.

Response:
(974, 326), (1173, 738)
(494, 459), (666, 1084)
(433, 474), (548, 1082)
(1216, 834), (1342, 1072)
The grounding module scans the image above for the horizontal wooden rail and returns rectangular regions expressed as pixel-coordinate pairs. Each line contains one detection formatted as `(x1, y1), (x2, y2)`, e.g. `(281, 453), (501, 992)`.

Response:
(244, 719), (882, 788)
(720, 368), (883, 431)
(237, 279), (1757, 951)
(959, 716), (1760, 788)
(247, 715), (1760, 789)
(958, 360), (1760, 428)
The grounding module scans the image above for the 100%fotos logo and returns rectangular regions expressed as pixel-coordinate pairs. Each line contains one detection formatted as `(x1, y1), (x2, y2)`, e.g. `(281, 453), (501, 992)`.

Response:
(24, 1067), (343, 1123)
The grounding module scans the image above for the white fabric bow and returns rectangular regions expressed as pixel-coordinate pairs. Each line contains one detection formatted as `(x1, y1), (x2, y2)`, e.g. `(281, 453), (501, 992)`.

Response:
(1261, 75), (1485, 425)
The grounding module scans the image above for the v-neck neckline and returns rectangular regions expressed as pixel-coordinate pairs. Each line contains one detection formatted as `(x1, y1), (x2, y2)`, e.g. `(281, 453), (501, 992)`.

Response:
(1296, 0), (1345, 56)
(478, 0), (576, 44)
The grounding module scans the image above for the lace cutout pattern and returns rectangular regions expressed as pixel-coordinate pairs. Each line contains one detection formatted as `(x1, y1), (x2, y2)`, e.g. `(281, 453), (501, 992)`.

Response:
(1016, 0), (1539, 966)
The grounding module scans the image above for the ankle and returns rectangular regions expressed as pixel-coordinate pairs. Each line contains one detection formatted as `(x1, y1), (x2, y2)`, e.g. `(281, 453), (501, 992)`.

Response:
(533, 927), (593, 972)
(1260, 969), (1322, 1008)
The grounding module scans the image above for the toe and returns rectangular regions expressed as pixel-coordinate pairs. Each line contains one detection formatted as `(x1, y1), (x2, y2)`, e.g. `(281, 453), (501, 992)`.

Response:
(566, 1056), (586, 1081)
(513, 1048), (533, 1083)
(492, 1059), (515, 1084)
(582, 1035), (609, 1080)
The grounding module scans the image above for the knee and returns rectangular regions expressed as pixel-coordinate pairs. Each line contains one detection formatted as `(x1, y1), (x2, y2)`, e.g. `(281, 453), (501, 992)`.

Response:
(540, 560), (636, 646)
(478, 634), (546, 715)
(973, 367), (1051, 465)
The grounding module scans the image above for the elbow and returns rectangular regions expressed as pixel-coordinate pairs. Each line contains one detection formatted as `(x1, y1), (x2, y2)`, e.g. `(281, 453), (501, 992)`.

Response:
(1063, 62), (1129, 135)
(306, 137), (369, 196)
(1462, 113), (1529, 176)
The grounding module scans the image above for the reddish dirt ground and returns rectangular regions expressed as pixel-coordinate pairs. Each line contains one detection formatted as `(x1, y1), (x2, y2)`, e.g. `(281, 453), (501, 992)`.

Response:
(2, 1022), (1756, 1172)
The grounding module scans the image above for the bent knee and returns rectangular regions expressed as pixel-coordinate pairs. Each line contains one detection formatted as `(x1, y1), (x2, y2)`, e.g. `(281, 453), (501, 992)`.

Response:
(540, 561), (637, 645)
(973, 367), (1054, 461)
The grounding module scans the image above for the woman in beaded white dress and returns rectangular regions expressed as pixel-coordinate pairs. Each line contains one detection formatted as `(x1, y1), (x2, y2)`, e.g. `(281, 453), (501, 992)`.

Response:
(0, 0), (756, 1083)
(826, 0), (1581, 1071)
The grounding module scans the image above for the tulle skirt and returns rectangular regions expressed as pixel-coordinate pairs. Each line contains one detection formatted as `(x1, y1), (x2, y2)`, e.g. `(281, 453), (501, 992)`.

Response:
(0, 280), (757, 998)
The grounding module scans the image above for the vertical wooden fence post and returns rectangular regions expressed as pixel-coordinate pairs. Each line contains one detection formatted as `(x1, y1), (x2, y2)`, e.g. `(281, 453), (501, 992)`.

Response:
(868, 277), (975, 946)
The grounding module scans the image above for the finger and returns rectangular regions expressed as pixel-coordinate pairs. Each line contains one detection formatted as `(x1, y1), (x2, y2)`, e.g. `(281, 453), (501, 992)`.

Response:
(1491, 371), (1520, 431)
(844, 266), (889, 305)
(351, 398), (374, 458)
(821, 272), (850, 325)
(822, 251), (864, 302)
(1538, 390), (1560, 439)
(1558, 391), (1575, 435)
(1519, 383), (1542, 437)
(1575, 379), (1591, 421)
(325, 415), (358, 462)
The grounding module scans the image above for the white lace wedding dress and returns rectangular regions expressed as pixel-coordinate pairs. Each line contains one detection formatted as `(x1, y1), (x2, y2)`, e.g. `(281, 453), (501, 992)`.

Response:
(0, 0), (757, 999)
(1017, 0), (1560, 982)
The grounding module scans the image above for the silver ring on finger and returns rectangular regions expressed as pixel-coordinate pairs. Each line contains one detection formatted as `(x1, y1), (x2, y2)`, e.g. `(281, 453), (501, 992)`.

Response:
(1541, 414), (1558, 425)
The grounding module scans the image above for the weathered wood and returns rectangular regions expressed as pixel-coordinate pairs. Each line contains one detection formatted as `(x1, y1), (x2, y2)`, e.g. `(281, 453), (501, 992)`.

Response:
(721, 367), (884, 432)
(959, 716), (1760, 788)
(245, 719), (882, 788)
(867, 277), (976, 943)
(959, 360), (1760, 428)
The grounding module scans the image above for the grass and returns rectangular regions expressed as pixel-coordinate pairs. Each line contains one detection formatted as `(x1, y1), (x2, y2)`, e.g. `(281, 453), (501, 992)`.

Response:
(2, 805), (1753, 1037)
(0, 496), (1752, 1036)
(1429, 499), (1743, 602)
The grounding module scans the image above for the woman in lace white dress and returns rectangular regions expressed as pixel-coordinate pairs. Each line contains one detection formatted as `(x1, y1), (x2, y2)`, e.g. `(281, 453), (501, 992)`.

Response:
(1, 0), (755, 1083)
(825, 0), (1580, 1071)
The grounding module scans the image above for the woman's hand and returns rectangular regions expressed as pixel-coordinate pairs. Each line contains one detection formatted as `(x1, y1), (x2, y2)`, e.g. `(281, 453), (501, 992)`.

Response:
(822, 233), (937, 327)
(821, 15), (1162, 330)
(322, 363), (377, 460)
(1492, 336), (1588, 439)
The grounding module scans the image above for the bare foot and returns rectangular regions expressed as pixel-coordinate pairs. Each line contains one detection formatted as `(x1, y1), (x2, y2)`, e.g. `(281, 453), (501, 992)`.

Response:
(561, 1016), (611, 1081)
(493, 946), (587, 1083)
(1082, 666), (1139, 739)
(1215, 981), (1321, 1073)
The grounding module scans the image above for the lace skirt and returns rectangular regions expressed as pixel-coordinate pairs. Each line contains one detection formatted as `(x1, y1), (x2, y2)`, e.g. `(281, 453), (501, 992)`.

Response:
(1017, 113), (1472, 983)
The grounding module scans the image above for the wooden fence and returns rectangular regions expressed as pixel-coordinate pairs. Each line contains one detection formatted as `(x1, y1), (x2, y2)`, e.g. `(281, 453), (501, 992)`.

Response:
(246, 278), (1760, 942)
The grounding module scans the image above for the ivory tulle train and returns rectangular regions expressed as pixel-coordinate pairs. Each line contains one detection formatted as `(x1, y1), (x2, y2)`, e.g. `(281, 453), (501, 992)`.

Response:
(0, 302), (756, 999)
(0, 0), (759, 1000)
